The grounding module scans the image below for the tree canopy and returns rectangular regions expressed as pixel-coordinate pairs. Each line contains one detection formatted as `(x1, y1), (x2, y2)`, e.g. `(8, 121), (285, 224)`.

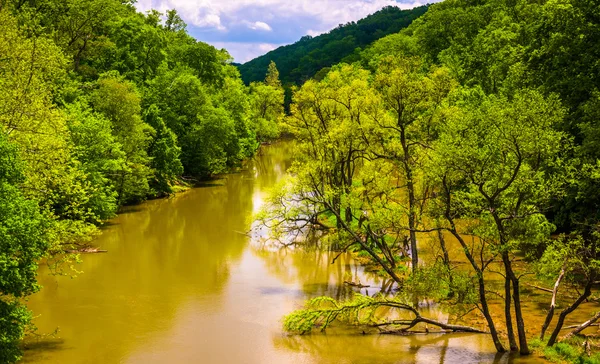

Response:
(0, 1), (284, 361)
(258, 0), (600, 359)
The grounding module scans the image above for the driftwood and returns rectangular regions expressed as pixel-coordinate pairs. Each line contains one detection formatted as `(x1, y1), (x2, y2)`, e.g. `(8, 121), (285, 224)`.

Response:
(372, 315), (487, 334)
(344, 281), (370, 288)
(561, 323), (600, 330)
(527, 283), (554, 294)
(294, 299), (485, 336)
(234, 230), (251, 237)
(362, 302), (486, 334)
(563, 311), (600, 341)
(64, 247), (107, 254)
(585, 340), (592, 356)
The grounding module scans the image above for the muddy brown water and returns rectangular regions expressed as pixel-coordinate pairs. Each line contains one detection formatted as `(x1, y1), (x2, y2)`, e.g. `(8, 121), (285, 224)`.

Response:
(23, 141), (546, 363)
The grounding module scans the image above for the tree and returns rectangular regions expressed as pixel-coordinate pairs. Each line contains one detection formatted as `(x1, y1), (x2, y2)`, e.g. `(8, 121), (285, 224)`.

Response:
(143, 105), (183, 194)
(65, 102), (124, 220)
(0, 134), (50, 364)
(106, 12), (167, 83)
(428, 88), (565, 353)
(165, 9), (186, 32)
(536, 233), (600, 346)
(369, 56), (456, 272)
(144, 68), (244, 177)
(272, 63), (410, 283)
(91, 72), (153, 204)
(246, 61), (284, 142)
(248, 82), (284, 141)
(265, 61), (282, 88)
(7, 0), (122, 72)
(0, 8), (101, 251)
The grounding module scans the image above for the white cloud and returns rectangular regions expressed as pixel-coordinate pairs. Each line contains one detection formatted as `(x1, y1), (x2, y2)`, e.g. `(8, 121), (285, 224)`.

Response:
(248, 21), (273, 31)
(211, 42), (282, 63)
(306, 29), (326, 37)
(135, 0), (425, 31)
(134, 0), (432, 61)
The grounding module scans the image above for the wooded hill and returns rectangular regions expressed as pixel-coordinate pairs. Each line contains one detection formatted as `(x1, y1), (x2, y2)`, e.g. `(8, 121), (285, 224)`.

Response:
(237, 5), (428, 85)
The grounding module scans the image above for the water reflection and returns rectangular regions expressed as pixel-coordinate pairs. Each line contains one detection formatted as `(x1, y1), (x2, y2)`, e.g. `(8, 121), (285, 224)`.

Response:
(24, 141), (542, 363)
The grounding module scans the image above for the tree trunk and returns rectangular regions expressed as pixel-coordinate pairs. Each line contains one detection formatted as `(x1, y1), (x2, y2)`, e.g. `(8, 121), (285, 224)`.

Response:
(511, 273), (529, 355)
(448, 231), (505, 353)
(406, 169), (418, 273)
(503, 263), (518, 351)
(540, 267), (565, 340)
(436, 225), (453, 297)
(400, 125), (418, 273)
(478, 273), (506, 352)
(442, 179), (505, 352)
(500, 254), (529, 354)
(547, 279), (594, 346)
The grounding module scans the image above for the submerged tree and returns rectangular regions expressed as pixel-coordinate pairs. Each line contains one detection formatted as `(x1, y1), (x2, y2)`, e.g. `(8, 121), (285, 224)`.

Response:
(368, 56), (456, 272)
(428, 88), (565, 354)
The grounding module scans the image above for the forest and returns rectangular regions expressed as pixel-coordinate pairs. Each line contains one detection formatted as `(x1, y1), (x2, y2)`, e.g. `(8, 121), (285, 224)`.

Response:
(237, 5), (428, 85)
(256, 0), (600, 361)
(0, 1), (284, 362)
(2, 0), (600, 362)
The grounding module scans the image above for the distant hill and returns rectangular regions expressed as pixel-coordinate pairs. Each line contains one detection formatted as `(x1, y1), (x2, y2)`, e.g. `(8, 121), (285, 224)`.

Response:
(238, 5), (429, 85)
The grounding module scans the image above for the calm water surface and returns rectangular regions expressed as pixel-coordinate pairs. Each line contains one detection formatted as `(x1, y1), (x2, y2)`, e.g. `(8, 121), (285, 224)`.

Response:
(24, 142), (539, 363)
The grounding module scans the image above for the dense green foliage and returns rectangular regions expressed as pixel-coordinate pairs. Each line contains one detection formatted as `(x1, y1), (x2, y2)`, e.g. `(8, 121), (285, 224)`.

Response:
(0, 1), (283, 361)
(0, 134), (50, 364)
(364, 0), (600, 234)
(259, 0), (600, 358)
(237, 5), (428, 85)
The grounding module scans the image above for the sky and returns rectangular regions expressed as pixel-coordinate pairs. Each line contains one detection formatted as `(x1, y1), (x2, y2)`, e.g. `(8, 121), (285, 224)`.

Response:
(134, 0), (428, 63)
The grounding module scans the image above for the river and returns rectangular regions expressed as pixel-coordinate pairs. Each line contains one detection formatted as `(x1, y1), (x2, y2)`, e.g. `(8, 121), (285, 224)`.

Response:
(23, 141), (539, 363)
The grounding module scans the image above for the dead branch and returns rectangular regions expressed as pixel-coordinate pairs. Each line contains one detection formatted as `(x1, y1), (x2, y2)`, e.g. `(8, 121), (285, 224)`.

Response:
(372, 316), (487, 334)
(526, 283), (553, 293)
(541, 267), (565, 340)
(563, 311), (600, 341)
(561, 324), (600, 330)
(234, 230), (251, 237)
(64, 247), (107, 254)
(344, 281), (370, 288)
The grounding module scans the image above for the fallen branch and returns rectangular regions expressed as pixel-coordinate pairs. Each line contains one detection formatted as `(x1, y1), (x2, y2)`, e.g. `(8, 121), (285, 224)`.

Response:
(561, 324), (600, 330)
(344, 281), (370, 288)
(234, 230), (250, 237)
(563, 311), (600, 341)
(527, 283), (553, 293)
(373, 316), (487, 334)
(64, 247), (107, 254)
(284, 295), (485, 336)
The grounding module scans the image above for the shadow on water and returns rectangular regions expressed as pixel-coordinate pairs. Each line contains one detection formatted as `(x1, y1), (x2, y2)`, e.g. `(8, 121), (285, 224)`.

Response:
(193, 181), (225, 188)
(20, 339), (65, 363)
(115, 206), (145, 215)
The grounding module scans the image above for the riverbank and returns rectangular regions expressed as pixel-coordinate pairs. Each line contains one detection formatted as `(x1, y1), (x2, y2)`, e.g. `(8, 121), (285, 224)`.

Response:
(20, 141), (520, 364)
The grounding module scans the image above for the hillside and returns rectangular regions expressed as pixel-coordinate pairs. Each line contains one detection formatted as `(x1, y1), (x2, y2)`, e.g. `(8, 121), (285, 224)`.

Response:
(237, 5), (428, 85)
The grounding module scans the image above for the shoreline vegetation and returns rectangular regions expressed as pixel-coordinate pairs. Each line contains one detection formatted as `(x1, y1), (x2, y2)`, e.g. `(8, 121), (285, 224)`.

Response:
(1, 0), (600, 363)
(252, 0), (600, 362)
(0, 1), (284, 361)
